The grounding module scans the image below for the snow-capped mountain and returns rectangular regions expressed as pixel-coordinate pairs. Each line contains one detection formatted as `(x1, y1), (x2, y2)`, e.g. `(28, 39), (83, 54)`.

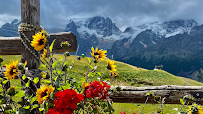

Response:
(64, 16), (198, 57)
(1, 16), (203, 80)
(121, 19), (198, 42)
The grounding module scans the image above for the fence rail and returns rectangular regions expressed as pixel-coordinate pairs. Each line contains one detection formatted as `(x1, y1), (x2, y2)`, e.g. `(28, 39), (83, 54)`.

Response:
(110, 85), (203, 105)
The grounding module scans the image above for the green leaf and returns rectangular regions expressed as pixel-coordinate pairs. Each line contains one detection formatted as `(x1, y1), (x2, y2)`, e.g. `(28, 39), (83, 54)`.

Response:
(3, 80), (9, 84)
(16, 86), (23, 89)
(39, 108), (45, 112)
(57, 87), (63, 91)
(22, 75), (27, 80)
(23, 105), (30, 109)
(96, 72), (101, 76)
(33, 77), (39, 84)
(52, 61), (59, 69)
(31, 104), (39, 110)
(0, 99), (5, 104)
(39, 64), (46, 69)
(49, 39), (56, 53)
(0, 95), (4, 100)
(19, 108), (26, 114)
(27, 95), (33, 99)
(72, 60), (74, 63)
(55, 76), (60, 88)
(30, 96), (37, 105)
(5, 110), (12, 114)
(90, 65), (93, 69)
(42, 80), (51, 84)
(57, 70), (62, 75)
(15, 90), (25, 97)
(90, 72), (96, 77)
(62, 83), (71, 90)
(180, 98), (184, 105)
(87, 57), (91, 63)
(80, 78), (86, 83)
(63, 61), (69, 66)
(26, 80), (30, 87)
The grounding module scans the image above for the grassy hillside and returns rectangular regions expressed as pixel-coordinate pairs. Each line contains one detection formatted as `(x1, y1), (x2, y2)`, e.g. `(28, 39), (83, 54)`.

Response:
(1, 54), (203, 86)
(1, 55), (203, 113)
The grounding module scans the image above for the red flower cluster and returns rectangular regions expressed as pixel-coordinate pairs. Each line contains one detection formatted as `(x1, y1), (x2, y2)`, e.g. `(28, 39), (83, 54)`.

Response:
(120, 112), (127, 114)
(47, 89), (84, 114)
(83, 81), (111, 100)
(120, 112), (136, 114)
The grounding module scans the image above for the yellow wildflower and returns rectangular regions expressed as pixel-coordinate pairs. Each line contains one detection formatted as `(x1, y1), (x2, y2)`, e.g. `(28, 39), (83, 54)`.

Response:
(91, 47), (107, 61)
(188, 103), (203, 114)
(106, 59), (117, 72)
(36, 84), (54, 104)
(4, 60), (18, 80)
(42, 49), (47, 59)
(82, 83), (89, 90)
(31, 32), (47, 51)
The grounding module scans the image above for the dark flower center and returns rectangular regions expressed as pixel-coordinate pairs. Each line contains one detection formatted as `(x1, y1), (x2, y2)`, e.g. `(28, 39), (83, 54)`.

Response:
(107, 65), (111, 70)
(41, 90), (48, 97)
(10, 68), (16, 75)
(94, 53), (99, 55)
(39, 39), (44, 45)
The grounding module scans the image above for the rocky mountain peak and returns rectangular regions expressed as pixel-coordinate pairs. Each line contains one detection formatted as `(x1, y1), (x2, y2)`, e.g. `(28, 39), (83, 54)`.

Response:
(87, 16), (121, 37)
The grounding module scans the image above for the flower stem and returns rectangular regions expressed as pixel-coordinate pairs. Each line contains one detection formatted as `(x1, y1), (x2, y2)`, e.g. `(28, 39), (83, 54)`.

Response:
(141, 97), (148, 114)
(179, 100), (186, 112)
(86, 59), (93, 83)
(100, 68), (107, 81)
(183, 102), (189, 113)
(67, 58), (77, 82)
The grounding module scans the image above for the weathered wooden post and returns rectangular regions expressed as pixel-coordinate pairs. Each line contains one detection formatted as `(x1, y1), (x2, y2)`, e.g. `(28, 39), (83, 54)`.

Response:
(20, 0), (40, 69)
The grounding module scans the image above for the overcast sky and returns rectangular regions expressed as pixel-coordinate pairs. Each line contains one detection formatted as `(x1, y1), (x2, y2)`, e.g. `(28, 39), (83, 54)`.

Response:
(0, 0), (203, 31)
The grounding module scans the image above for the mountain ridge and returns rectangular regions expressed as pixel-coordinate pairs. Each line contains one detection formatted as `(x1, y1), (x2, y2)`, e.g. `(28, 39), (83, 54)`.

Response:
(1, 16), (203, 80)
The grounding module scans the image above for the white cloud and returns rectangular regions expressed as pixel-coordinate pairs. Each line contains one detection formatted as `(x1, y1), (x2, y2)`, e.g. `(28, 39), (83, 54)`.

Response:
(1, 0), (203, 30)
(0, 14), (20, 27)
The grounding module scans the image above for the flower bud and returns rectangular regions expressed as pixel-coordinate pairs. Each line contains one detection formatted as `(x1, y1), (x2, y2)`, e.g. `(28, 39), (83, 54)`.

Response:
(154, 95), (161, 102)
(18, 63), (24, 70)
(77, 56), (81, 60)
(93, 59), (98, 63)
(83, 73), (88, 77)
(7, 86), (15, 96)
(61, 41), (71, 48)
(146, 92), (154, 98)
(81, 54), (85, 58)
(64, 51), (70, 57)
(62, 65), (68, 71)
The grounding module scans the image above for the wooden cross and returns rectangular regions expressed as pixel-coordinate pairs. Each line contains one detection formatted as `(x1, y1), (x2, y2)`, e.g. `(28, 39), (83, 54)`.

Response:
(0, 0), (77, 69)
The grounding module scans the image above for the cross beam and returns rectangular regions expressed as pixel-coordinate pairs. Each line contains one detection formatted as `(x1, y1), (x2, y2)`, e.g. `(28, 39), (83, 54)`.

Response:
(0, 32), (77, 55)
(14, 0), (77, 69)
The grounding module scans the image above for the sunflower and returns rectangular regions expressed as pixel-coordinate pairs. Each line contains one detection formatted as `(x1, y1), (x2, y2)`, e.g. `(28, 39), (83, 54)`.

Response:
(91, 47), (107, 61)
(82, 83), (89, 90)
(36, 84), (55, 104)
(111, 72), (118, 77)
(188, 103), (203, 114)
(4, 60), (18, 80)
(31, 32), (47, 51)
(42, 49), (47, 59)
(106, 59), (117, 72)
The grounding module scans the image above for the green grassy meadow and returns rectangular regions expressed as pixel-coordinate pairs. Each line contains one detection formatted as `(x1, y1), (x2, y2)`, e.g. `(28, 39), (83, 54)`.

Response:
(1, 54), (203, 113)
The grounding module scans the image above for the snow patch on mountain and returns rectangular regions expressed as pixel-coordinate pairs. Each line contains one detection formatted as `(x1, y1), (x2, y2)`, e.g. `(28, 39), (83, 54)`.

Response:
(139, 41), (147, 48)
(122, 20), (198, 41)
(165, 30), (182, 38)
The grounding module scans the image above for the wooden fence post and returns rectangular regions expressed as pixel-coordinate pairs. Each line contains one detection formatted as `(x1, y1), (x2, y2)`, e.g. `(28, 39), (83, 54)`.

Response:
(21, 0), (40, 69)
